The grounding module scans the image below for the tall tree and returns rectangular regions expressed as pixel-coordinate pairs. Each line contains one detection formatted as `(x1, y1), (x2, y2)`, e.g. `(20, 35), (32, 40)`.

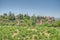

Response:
(17, 14), (23, 20)
(3, 13), (8, 19)
(9, 11), (15, 21)
(3, 13), (7, 16)
(24, 14), (30, 19)
(31, 14), (36, 25)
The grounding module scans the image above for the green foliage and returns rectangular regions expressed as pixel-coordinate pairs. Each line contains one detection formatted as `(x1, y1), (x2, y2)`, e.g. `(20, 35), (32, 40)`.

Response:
(0, 12), (56, 27)
(17, 14), (23, 20)
(32, 21), (36, 26)
(42, 22), (52, 27)
(9, 11), (15, 21)
(3, 13), (7, 16)
(52, 20), (60, 27)
(0, 26), (60, 40)
(0, 12), (60, 40)
(24, 14), (30, 19)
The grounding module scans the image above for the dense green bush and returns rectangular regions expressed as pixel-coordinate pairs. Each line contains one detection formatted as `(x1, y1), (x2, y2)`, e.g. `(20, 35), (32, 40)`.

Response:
(41, 22), (52, 27)
(52, 20), (60, 27)
(0, 25), (60, 40)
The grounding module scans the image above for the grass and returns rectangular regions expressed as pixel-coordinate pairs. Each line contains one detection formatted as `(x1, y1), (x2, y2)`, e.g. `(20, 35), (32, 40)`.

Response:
(0, 25), (60, 40)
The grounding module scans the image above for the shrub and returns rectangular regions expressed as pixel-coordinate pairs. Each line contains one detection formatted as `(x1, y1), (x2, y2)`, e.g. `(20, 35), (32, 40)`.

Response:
(52, 20), (60, 27)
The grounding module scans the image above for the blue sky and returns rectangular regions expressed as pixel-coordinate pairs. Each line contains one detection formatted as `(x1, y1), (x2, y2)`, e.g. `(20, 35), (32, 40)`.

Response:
(0, 0), (60, 18)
